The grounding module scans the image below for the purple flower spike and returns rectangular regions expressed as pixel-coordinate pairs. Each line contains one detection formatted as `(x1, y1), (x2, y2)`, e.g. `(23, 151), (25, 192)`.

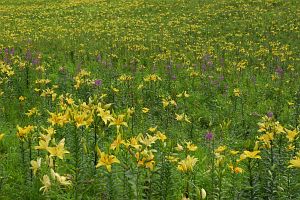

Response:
(94, 79), (102, 86)
(205, 131), (214, 141)
(267, 111), (273, 118)
(275, 66), (284, 76)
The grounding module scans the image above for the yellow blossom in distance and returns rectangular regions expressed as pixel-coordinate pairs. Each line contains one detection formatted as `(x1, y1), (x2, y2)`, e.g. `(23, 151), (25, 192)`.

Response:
(233, 88), (241, 97)
(19, 96), (26, 101)
(142, 107), (150, 113)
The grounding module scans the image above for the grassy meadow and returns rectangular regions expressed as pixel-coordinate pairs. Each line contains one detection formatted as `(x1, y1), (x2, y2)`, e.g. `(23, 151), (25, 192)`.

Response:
(0, 0), (300, 199)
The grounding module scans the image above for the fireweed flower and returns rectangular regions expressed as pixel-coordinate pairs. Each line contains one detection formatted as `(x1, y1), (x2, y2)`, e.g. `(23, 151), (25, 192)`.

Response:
(275, 66), (284, 77)
(267, 111), (273, 118)
(205, 131), (213, 141)
(94, 79), (102, 86)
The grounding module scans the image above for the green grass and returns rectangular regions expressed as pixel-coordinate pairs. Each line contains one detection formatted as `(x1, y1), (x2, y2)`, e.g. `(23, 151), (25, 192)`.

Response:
(0, 0), (300, 199)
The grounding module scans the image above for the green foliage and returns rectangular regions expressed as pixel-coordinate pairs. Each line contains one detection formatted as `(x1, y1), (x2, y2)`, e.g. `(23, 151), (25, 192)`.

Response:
(0, 0), (300, 199)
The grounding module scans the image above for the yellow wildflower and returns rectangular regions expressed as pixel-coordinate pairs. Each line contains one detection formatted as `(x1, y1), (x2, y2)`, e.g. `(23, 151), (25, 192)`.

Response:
(96, 150), (120, 172)
(288, 157), (300, 168)
(175, 113), (191, 123)
(215, 146), (227, 153)
(50, 169), (72, 186)
(97, 108), (114, 125)
(16, 125), (35, 140)
(155, 131), (167, 142)
(142, 107), (150, 113)
(109, 114), (128, 133)
(148, 126), (157, 132)
(139, 134), (157, 147)
(35, 131), (53, 150)
(40, 175), (51, 194)
(127, 137), (142, 150)
(239, 150), (261, 161)
(166, 155), (179, 162)
(285, 128), (299, 142)
(175, 143), (184, 151)
(19, 96), (26, 101)
(230, 150), (239, 155)
(186, 141), (198, 151)
(25, 107), (40, 117)
(65, 97), (74, 105)
(233, 88), (241, 97)
(47, 138), (69, 160)
(30, 158), (42, 176)
(177, 155), (198, 173)
(110, 134), (124, 151)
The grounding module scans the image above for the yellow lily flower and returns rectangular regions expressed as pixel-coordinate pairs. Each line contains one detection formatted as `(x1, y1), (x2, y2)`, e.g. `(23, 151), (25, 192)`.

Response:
(50, 169), (72, 186)
(285, 128), (299, 142)
(30, 158), (42, 176)
(40, 175), (51, 194)
(288, 157), (300, 168)
(96, 149), (120, 172)
(177, 155), (198, 173)
(47, 138), (69, 160)
(186, 141), (198, 151)
(110, 134), (124, 151)
(109, 114), (128, 133)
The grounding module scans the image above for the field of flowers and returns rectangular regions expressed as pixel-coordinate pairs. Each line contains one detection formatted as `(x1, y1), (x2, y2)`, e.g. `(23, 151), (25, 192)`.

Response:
(0, 0), (299, 199)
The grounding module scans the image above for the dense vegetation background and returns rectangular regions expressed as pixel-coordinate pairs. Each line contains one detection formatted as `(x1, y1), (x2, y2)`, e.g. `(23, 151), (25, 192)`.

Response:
(0, 0), (299, 199)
